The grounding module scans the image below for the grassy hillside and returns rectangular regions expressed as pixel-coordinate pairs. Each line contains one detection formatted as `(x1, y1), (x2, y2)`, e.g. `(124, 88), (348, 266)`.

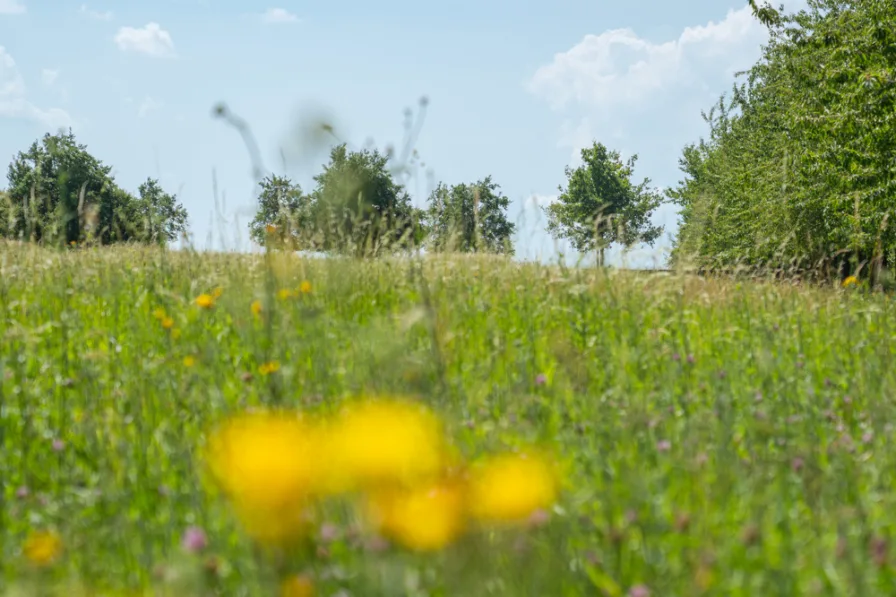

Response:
(1, 242), (895, 596)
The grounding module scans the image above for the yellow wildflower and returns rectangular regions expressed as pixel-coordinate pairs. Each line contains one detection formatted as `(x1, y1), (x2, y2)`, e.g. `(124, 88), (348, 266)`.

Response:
(265, 224), (278, 234)
(161, 317), (175, 330)
(277, 288), (297, 301)
(251, 300), (263, 317)
(259, 361), (281, 376)
(842, 276), (858, 288)
(183, 356), (196, 368)
(329, 399), (446, 490)
(195, 293), (215, 309)
(299, 280), (312, 294)
(205, 411), (324, 545)
(467, 452), (558, 524)
(367, 479), (466, 551)
(152, 308), (167, 320)
(280, 574), (315, 597)
(23, 530), (63, 566)
(212, 287), (224, 299)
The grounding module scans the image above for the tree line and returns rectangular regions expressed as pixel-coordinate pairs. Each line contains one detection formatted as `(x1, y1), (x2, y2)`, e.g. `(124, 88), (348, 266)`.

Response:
(4, 0), (889, 282)
(0, 130), (664, 259)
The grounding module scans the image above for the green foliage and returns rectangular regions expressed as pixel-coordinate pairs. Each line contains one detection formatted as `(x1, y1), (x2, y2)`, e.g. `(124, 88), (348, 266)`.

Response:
(424, 176), (515, 255)
(672, 0), (896, 280)
(248, 174), (313, 249)
(250, 144), (426, 256)
(544, 141), (663, 264)
(3, 131), (187, 246)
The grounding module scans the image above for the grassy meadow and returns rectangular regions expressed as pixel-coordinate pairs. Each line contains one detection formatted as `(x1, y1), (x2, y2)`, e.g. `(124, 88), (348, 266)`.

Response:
(2, 241), (896, 596)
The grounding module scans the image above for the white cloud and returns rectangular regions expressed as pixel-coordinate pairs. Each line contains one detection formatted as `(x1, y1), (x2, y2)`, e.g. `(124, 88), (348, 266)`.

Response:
(260, 8), (299, 23)
(0, 47), (71, 129)
(79, 4), (112, 20)
(0, 0), (25, 15)
(41, 68), (59, 86)
(114, 23), (176, 58)
(528, 6), (766, 112)
(137, 96), (162, 118)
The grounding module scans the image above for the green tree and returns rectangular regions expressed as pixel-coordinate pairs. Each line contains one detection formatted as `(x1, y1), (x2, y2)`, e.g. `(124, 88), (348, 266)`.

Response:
(424, 176), (515, 255)
(310, 144), (424, 256)
(134, 178), (189, 244)
(545, 141), (663, 266)
(670, 0), (896, 282)
(3, 131), (184, 246)
(248, 174), (312, 250)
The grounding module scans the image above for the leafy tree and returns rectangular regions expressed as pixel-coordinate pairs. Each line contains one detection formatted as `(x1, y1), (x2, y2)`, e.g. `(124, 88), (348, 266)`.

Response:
(248, 174), (312, 250)
(134, 178), (189, 244)
(4, 131), (188, 246)
(544, 141), (663, 265)
(424, 176), (515, 255)
(309, 144), (424, 256)
(670, 0), (896, 282)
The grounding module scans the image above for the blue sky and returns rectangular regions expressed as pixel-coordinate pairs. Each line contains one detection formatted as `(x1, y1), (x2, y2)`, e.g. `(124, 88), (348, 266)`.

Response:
(0, 0), (801, 266)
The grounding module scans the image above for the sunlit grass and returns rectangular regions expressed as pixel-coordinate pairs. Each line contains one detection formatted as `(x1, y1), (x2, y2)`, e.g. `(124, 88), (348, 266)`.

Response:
(1, 241), (895, 596)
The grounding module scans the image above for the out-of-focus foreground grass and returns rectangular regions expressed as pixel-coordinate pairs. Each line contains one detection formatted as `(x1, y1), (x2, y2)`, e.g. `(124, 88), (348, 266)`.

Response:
(1, 242), (896, 596)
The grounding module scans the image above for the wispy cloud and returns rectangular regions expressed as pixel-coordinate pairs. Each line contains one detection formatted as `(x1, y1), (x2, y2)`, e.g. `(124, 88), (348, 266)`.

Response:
(79, 4), (112, 20)
(114, 23), (176, 58)
(41, 68), (59, 86)
(0, 47), (71, 129)
(260, 8), (299, 24)
(0, 0), (25, 15)
(137, 96), (162, 118)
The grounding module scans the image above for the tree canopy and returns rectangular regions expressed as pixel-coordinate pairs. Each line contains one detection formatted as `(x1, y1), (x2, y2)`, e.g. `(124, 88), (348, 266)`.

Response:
(2, 131), (188, 246)
(544, 141), (663, 265)
(424, 176), (515, 255)
(670, 0), (896, 281)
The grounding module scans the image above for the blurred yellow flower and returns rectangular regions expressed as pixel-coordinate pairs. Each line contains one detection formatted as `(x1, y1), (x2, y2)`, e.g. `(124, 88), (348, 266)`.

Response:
(299, 280), (312, 294)
(280, 574), (315, 597)
(251, 300), (263, 316)
(195, 293), (215, 309)
(171, 328), (182, 340)
(329, 399), (446, 490)
(842, 276), (858, 288)
(278, 288), (297, 301)
(161, 317), (175, 330)
(23, 530), (63, 566)
(265, 224), (278, 234)
(212, 287), (224, 298)
(367, 479), (466, 551)
(259, 361), (281, 375)
(152, 307), (166, 320)
(205, 411), (324, 545)
(183, 356), (196, 368)
(467, 452), (558, 524)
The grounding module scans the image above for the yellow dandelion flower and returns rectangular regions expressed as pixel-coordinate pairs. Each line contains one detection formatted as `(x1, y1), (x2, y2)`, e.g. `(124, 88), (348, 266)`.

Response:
(212, 286), (224, 298)
(195, 293), (215, 309)
(183, 356), (196, 368)
(299, 280), (312, 294)
(152, 308), (167, 320)
(23, 530), (63, 567)
(467, 452), (558, 524)
(259, 361), (281, 376)
(280, 574), (315, 597)
(204, 411), (325, 545)
(842, 276), (858, 288)
(277, 288), (297, 301)
(366, 479), (466, 552)
(161, 317), (175, 330)
(329, 399), (446, 490)
(251, 300), (263, 316)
